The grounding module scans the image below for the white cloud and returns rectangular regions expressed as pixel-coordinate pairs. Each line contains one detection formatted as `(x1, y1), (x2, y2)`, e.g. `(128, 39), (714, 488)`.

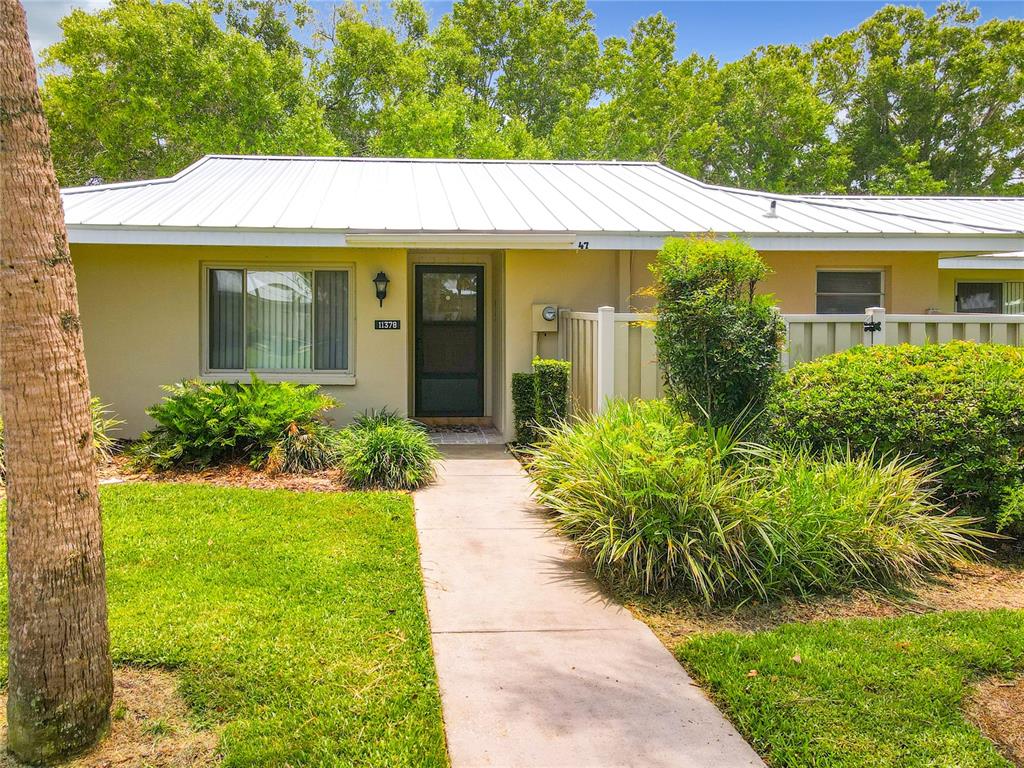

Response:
(23, 0), (110, 59)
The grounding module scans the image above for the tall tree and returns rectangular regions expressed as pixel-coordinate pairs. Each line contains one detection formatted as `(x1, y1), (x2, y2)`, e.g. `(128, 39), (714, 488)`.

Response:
(41, 0), (339, 186)
(0, 0), (113, 762)
(814, 2), (1023, 194)
(213, 0), (313, 56)
(370, 84), (550, 158)
(317, 1), (430, 155)
(430, 0), (600, 136)
(550, 14), (722, 177)
(711, 45), (850, 193)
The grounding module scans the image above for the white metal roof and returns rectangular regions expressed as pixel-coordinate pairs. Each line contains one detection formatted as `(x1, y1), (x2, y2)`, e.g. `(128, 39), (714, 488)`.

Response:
(61, 155), (1024, 252)
(940, 252), (1024, 270)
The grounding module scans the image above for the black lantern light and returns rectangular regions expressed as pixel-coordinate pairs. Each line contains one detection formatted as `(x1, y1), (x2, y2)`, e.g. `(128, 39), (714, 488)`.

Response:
(373, 271), (390, 307)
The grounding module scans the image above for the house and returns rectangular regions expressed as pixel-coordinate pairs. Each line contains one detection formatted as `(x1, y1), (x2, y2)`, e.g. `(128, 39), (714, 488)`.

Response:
(939, 252), (1024, 314)
(62, 155), (1024, 439)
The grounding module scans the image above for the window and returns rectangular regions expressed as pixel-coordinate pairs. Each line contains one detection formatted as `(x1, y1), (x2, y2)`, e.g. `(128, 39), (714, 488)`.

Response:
(956, 282), (1002, 314)
(206, 267), (351, 373)
(816, 270), (884, 314)
(1004, 283), (1024, 314)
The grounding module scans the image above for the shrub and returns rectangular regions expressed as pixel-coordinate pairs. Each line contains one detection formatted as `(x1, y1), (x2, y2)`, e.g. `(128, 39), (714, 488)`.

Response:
(534, 358), (571, 429)
(511, 359), (571, 445)
(773, 342), (1024, 529)
(340, 416), (439, 490)
(651, 236), (784, 428)
(131, 375), (338, 470)
(526, 399), (983, 603)
(751, 446), (986, 594)
(0, 398), (122, 482)
(265, 421), (344, 475)
(351, 407), (408, 429)
(512, 372), (537, 445)
(996, 483), (1024, 541)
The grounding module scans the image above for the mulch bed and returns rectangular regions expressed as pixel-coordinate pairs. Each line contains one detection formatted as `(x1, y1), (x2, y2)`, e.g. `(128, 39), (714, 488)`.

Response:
(102, 455), (349, 493)
(630, 560), (1024, 648)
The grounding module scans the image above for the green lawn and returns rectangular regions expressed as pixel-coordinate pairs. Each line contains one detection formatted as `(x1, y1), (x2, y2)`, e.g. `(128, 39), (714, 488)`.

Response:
(680, 610), (1024, 768)
(0, 483), (448, 767)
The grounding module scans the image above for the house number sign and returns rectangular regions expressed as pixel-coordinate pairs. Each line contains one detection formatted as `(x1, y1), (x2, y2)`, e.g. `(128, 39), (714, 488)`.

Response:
(374, 320), (401, 330)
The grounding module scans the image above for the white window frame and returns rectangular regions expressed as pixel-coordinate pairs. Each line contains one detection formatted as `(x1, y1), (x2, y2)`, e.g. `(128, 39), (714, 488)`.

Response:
(200, 263), (356, 385)
(815, 268), (885, 314)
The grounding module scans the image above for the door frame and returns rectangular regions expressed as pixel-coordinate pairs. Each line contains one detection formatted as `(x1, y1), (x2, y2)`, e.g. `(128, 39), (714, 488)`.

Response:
(413, 264), (486, 417)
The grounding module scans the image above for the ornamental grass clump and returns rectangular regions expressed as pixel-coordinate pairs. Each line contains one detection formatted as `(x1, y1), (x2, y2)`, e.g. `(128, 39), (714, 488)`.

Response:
(526, 399), (770, 599)
(265, 421), (344, 475)
(527, 399), (985, 604)
(749, 446), (987, 595)
(339, 410), (440, 490)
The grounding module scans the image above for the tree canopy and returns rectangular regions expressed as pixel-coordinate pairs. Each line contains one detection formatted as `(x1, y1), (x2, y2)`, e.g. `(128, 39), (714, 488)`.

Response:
(41, 0), (1023, 195)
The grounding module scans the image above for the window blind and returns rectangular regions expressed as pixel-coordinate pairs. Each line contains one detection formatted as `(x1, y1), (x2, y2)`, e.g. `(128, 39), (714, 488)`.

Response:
(208, 268), (350, 372)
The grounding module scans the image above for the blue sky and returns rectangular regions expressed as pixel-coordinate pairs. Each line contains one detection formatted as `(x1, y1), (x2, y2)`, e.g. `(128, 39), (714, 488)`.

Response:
(25, 0), (1023, 62)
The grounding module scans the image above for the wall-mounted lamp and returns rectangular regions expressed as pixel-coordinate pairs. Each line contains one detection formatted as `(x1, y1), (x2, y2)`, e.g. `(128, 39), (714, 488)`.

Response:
(372, 271), (390, 307)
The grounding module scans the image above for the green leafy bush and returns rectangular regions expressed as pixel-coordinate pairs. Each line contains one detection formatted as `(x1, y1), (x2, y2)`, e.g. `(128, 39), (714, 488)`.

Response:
(511, 359), (571, 445)
(651, 236), (784, 427)
(526, 399), (983, 603)
(512, 372), (537, 445)
(340, 416), (439, 490)
(131, 375), (338, 470)
(0, 398), (122, 482)
(534, 358), (571, 429)
(773, 342), (1024, 528)
(996, 483), (1024, 541)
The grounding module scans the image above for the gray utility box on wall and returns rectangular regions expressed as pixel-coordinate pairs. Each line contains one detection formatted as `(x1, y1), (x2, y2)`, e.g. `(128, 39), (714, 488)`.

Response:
(532, 304), (559, 333)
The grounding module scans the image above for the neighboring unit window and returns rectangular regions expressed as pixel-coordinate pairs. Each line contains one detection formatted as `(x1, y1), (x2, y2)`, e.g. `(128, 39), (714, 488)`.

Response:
(1004, 282), (1024, 315)
(956, 282), (1002, 314)
(815, 270), (884, 314)
(207, 268), (350, 372)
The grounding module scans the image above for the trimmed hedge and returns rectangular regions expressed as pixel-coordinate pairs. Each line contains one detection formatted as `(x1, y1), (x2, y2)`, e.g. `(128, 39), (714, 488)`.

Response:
(511, 359), (571, 445)
(512, 372), (537, 444)
(534, 358), (571, 429)
(773, 341), (1024, 528)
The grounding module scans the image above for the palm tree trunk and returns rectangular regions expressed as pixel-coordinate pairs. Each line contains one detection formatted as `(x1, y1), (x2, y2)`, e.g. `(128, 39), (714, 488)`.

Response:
(0, 0), (113, 761)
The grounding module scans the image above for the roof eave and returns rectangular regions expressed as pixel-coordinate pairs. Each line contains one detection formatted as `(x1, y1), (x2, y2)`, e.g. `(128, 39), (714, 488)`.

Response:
(65, 225), (1024, 253)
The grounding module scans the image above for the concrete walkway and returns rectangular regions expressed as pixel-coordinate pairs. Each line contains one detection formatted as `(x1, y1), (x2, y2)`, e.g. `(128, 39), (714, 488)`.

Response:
(414, 445), (765, 768)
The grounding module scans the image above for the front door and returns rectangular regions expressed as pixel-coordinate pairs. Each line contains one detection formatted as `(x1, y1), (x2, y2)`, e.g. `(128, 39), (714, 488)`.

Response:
(415, 265), (484, 416)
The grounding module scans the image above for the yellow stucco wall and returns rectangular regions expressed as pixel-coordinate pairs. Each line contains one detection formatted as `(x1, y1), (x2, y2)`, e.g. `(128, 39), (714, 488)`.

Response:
(72, 243), (408, 437)
(628, 250), (942, 314)
(938, 269), (1024, 313)
(72, 242), (948, 440)
(501, 249), (620, 436)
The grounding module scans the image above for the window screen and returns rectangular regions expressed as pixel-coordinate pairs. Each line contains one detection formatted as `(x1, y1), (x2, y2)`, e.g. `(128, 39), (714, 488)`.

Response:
(208, 268), (350, 371)
(956, 282), (1003, 314)
(816, 271), (884, 314)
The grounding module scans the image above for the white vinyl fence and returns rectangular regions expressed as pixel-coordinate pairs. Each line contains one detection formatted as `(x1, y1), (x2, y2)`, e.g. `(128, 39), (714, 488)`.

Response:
(559, 306), (1024, 414)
